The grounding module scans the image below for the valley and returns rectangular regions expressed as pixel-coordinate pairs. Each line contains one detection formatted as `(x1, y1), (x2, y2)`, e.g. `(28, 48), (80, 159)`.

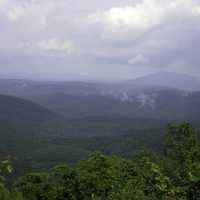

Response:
(0, 72), (200, 175)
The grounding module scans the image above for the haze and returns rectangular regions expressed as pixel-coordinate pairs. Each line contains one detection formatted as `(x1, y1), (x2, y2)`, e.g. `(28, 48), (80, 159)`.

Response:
(0, 0), (200, 81)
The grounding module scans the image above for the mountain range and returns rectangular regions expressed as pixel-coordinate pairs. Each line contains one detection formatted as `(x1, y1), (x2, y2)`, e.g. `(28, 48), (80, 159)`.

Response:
(128, 72), (200, 90)
(1, 72), (200, 173)
(0, 72), (200, 120)
(0, 72), (199, 97)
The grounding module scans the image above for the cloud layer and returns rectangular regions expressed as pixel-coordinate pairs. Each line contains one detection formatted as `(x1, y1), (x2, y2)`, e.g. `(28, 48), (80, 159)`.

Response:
(0, 0), (200, 80)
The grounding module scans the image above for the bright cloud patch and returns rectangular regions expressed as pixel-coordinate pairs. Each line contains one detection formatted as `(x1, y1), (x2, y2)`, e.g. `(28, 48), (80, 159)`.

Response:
(88, 4), (162, 30)
(0, 0), (25, 21)
(7, 4), (25, 21)
(36, 38), (74, 54)
(128, 54), (147, 65)
(0, 0), (7, 8)
(87, 0), (200, 39)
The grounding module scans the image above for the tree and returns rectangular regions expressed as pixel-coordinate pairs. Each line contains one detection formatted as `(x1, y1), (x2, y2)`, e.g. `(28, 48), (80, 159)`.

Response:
(1, 122), (199, 200)
(77, 152), (126, 200)
(15, 172), (56, 200)
(0, 160), (13, 200)
(49, 164), (82, 200)
(165, 122), (200, 199)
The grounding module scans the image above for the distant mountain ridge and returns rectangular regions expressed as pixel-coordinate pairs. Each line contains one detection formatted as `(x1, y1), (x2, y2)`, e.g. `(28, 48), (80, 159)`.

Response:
(0, 72), (199, 96)
(0, 72), (200, 120)
(127, 72), (200, 91)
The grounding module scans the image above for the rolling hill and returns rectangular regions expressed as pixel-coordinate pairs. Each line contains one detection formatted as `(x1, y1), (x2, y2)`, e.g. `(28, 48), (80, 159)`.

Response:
(31, 90), (200, 120)
(0, 73), (200, 174)
(0, 95), (170, 174)
(1, 72), (200, 120)
(0, 94), (58, 126)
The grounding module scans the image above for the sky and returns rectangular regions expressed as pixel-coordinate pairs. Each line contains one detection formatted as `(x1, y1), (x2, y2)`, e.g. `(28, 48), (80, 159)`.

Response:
(0, 0), (200, 81)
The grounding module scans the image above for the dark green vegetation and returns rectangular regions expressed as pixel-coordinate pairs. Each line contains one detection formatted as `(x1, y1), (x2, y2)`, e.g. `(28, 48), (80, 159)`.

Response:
(0, 123), (200, 200)
(0, 94), (167, 174)
(0, 76), (200, 199)
(0, 94), (200, 175)
(32, 91), (200, 120)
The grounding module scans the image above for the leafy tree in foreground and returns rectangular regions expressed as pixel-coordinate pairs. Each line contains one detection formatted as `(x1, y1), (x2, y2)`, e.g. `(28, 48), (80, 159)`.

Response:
(0, 122), (199, 200)
(77, 152), (126, 200)
(0, 160), (19, 200)
(15, 172), (57, 200)
(165, 122), (200, 199)
(49, 164), (82, 200)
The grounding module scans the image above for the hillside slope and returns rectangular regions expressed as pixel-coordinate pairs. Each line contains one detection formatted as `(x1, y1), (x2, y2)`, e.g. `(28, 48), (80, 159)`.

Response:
(0, 95), (58, 126)
(33, 91), (200, 120)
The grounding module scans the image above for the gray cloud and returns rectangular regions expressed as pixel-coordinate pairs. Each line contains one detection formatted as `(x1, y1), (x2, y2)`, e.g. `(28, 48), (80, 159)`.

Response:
(0, 0), (200, 80)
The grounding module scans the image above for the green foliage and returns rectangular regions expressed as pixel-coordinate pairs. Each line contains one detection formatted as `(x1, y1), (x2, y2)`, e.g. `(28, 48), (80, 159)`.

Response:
(0, 122), (200, 200)
(0, 114), (166, 174)
(166, 122), (200, 199)
(49, 164), (82, 200)
(0, 160), (22, 200)
(77, 152), (126, 199)
(15, 172), (56, 200)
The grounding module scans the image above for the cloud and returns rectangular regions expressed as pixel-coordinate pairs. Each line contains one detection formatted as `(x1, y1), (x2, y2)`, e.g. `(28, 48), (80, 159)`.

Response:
(128, 54), (148, 65)
(87, 3), (161, 31)
(0, 0), (7, 9)
(86, 0), (200, 40)
(36, 38), (74, 54)
(1, 0), (200, 80)
(0, 0), (25, 21)
(0, 0), (55, 30)
(7, 4), (25, 21)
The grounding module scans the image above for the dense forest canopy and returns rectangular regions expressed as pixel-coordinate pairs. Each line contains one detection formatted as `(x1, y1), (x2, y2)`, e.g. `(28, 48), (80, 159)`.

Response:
(0, 123), (199, 200)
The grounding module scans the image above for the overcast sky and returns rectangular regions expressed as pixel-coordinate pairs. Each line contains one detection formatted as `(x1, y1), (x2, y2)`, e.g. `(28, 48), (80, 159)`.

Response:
(0, 0), (200, 80)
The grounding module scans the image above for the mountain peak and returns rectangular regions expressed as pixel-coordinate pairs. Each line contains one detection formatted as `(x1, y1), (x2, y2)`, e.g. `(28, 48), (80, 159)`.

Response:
(131, 72), (200, 90)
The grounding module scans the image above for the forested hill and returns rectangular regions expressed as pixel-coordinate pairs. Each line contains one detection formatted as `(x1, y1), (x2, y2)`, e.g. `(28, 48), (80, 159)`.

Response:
(0, 95), (150, 171)
(0, 94), (59, 126)
(0, 94), (200, 175)
(1, 76), (200, 120)
(0, 95), (65, 170)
